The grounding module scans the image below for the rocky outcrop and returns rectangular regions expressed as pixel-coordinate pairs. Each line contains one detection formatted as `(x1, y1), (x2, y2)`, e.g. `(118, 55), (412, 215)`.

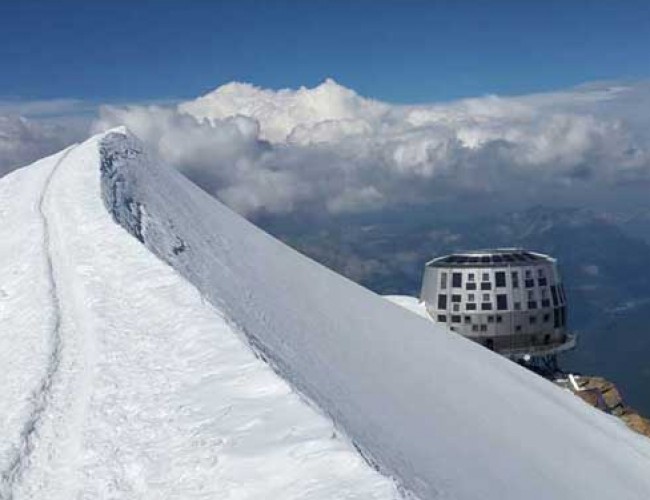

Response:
(556, 376), (650, 438)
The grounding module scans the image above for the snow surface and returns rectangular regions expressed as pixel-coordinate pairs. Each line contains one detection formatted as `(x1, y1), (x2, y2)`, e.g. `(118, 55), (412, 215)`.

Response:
(2, 128), (650, 500)
(97, 129), (650, 500)
(0, 134), (401, 499)
(383, 296), (429, 319)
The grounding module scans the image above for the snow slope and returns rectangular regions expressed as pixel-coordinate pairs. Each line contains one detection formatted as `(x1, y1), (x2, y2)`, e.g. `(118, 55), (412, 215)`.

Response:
(0, 134), (401, 499)
(99, 129), (650, 500)
(2, 129), (650, 500)
(383, 296), (429, 319)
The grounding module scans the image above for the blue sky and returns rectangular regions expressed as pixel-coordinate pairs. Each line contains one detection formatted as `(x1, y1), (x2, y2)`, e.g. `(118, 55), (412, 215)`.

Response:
(2, 1), (650, 103)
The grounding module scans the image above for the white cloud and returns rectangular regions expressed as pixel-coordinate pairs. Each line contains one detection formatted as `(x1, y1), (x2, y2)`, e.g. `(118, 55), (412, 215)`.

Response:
(0, 98), (95, 176)
(0, 115), (89, 176)
(99, 79), (650, 216)
(5, 79), (650, 217)
(178, 78), (390, 143)
(0, 97), (178, 179)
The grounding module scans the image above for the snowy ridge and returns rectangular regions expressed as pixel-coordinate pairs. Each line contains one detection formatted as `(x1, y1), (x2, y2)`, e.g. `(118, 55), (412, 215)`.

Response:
(0, 145), (76, 497)
(97, 129), (650, 500)
(0, 131), (401, 499)
(2, 128), (650, 499)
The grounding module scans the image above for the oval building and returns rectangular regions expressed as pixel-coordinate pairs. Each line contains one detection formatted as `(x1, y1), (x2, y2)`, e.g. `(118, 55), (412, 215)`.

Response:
(420, 249), (575, 359)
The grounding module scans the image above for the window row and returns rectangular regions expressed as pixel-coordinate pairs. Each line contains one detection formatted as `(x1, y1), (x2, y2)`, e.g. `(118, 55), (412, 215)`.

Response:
(437, 314), (505, 324)
(436, 308), (566, 328)
(438, 293), (521, 311)
(436, 286), (565, 311)
(440, 269), (552, 291)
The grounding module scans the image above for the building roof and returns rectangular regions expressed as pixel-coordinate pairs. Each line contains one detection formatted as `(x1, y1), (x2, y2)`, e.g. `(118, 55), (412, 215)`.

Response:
(426, 248), (555, 268)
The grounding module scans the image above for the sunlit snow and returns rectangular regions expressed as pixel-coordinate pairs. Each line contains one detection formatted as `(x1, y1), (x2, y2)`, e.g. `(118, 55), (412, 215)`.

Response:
(0, 135), (400, 499)
(1, 128), (650, 499)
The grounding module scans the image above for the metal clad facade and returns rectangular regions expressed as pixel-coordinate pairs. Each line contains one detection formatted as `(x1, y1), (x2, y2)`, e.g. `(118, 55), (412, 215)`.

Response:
(420, 249), (571, 357)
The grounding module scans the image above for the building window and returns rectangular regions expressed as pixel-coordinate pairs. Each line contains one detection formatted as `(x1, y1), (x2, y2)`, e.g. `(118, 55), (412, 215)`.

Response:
(482, 293), (490, 302)
(451, 315), (461, 323)
(437, 314), (447, 322)
(464, 316), (471, 324)
(465, 282), (477, 290)
(480, 324), (487, 332)
(440, 272), (447, 290)
(538, 277), (548, 287)
(525, 269), (532, 279)
(529, 315), (537, 324)
(525, 279), (535, 288)
(467, 294), (475, 302)
(527, 290), (535, 300)
(437, 294), (447, 309)
(472, 324), (479, 332)
(452, 272), (462, 288)
(538, 268), (545, 278)
(452, 304), (460, 312)
(481, 282), (492, 291)
(514, 302), (521, 310)
(482, 272), (490, 281)
(543, 313), (550, 323)
(495, 271), (506, 288)
(541, 299), (551, 308)
(481, 302), (493, 311)
(452, 294), (462, 303)
(515, 325), (522, 332)
(466, 303), (477, 311)
(511, 271), (519, 288)
(496, 294), (508, 310)
(450, 326), (456, 331)
(468, 273), (475, 282)
(496, 315), (503, 323)
(528, 301), (538, 309)
(487, 315), (494, 323)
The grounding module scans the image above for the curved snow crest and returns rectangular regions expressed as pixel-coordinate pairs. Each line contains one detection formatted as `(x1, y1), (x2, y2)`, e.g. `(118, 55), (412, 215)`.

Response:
(98, 129), (650, 500)
(0, 129), (403, 499)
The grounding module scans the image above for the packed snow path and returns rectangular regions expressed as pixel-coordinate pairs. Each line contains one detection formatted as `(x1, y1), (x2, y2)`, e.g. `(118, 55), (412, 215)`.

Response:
(0, 136), (401, 499)
(0, 145), (77, 497)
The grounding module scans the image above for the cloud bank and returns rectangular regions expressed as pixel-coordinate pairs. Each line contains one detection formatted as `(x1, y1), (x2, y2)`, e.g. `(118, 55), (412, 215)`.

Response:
(93, 79), (650, 217)
(0, 100), (91, 176)
(4, 79), (650, 217)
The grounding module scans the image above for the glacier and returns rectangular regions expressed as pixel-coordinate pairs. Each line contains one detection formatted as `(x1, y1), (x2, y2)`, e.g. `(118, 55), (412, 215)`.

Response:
(1, 128), (650, 499)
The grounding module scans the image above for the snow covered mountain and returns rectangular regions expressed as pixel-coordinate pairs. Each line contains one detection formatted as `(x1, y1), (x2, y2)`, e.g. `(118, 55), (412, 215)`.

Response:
(177, 78), (389, 144)
(2, 128), (650, 499)
(0, 131), (400, 499)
